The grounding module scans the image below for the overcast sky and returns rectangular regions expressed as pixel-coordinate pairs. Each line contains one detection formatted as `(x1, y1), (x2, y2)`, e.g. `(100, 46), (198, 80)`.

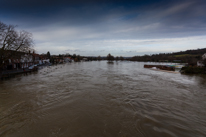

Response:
(1, 0), (206, 56)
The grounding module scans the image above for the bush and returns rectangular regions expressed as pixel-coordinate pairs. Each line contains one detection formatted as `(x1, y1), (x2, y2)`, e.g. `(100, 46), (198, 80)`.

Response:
(181, 67), (206, 74)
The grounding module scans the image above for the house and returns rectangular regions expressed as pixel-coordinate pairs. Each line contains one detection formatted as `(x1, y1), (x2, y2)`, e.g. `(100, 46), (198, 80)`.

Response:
(33, 53), (41, 65)
(197, 61), (204, 67)
(1, 50), (35, 70)
(202, 53), (206, 60)
(42, 59), (50, 64)
(82, 58), (88, 61)
(20, 53), (33, 68)
(197, 53), (206, 67)
(51, 56), (65, 64)
(64, 57), (72, 63)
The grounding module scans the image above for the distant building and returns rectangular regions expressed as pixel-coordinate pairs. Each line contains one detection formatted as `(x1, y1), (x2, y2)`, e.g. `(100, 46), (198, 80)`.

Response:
(197, 53), (206, 67)
(202, 53), (206, 60)
(20, 53), (33, 68)
(32, 53), (41, 65)
(51, 56), (64, 64)
(64, 57), (72, 63)
(82, 58), (88, 61)
(1, 50), (35, 70)
(197, 61), (204, 67)
(42, 59), (50, 64)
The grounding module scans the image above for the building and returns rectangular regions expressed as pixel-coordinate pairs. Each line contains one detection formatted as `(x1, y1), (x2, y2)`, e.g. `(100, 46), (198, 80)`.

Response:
(20, 53), (33, 68)
(33, 53), (41, 65)
(197, 61), (205, 67)
(197, 53), (206, 67)
(202, 53), (206, 60)
(64, 57), (72, 63)
(82, 58), (88, 61)
(1, 50), (37, 70)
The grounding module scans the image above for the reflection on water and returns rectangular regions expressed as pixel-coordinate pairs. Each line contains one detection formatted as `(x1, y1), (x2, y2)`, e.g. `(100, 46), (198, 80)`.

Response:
(0, 61), (206, 137)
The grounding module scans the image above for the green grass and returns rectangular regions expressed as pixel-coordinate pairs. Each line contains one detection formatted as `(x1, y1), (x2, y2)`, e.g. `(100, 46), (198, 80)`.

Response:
(174, 54), (192, 57)
(173, 54), (200, 57)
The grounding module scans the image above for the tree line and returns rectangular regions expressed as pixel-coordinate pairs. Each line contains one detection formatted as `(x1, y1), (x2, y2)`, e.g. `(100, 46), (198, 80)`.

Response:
(53, 53), (125, 62)
(130, 48), (206, 66)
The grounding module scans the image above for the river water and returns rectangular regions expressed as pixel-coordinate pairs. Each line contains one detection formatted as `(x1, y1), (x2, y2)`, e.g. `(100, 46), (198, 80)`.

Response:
(0, 61), (206, 137)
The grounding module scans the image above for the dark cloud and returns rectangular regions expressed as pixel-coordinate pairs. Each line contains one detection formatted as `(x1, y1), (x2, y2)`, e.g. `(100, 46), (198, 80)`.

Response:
(1, 0), (205, 30)
(0, 0), (163, 24)
(1, 0), (206, 55)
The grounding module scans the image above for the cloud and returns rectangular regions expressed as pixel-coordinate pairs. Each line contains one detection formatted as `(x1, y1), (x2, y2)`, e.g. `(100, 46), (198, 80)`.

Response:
(1, 0), (206, 56)
(34, 35), (206, 56)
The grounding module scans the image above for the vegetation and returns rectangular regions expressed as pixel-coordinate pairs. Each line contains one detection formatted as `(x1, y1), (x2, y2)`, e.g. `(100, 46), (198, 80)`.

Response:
(120, 56), (124, 61)
(55, 53), (126, 62)
(204, 59), (206, 67)
(74, 55), (81, 62)
(97, 56), (101, 61)
(0, 21), (34, 70)
(115, 56), (119, 61)
(130, 48), (206, 66)
(173, 54), (196, 57)
(107, 53), (114, 62)
(181, 67), (206, 74)
(47, 51), (50, 59)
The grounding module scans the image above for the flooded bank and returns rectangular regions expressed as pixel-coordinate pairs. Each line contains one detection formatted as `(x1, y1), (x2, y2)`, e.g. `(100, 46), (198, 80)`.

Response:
(0, 61), (206, 137)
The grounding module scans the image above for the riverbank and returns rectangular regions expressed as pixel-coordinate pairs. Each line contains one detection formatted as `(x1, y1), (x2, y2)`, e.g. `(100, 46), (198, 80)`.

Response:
(0, 63), (66, 80)
(144, 64), (175, 71)
(180, 67), (206, 74)
(0, 68), (38, 80)
(147, 68), (180, 74)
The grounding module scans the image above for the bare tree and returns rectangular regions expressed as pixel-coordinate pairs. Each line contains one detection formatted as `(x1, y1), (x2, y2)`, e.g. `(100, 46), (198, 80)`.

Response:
(0, 21), (34, 70)
(0, 22), (7, 35)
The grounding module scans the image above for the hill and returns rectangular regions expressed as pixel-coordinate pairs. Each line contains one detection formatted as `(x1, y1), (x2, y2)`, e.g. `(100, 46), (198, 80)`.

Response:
(130, 48), (206, 65)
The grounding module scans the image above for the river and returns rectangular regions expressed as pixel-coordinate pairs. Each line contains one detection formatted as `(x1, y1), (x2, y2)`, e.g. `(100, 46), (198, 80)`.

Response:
(0, 61), (206, 137)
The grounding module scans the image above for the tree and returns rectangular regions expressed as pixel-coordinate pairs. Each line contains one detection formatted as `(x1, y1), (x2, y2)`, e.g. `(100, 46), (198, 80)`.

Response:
(0, 21), (34, 70)
(77, 55), (81, 61)
(120, 56), (124, 61)
(72, 54), (76, 59)
(107, 53), (114, 62)
(66, 53), (71, 57)
(115, 56), (119, 61)
(97, 56), (101, 61)
(203, 59), (206, 67)
(47, 51), (50, 59)
(50, 56), (54, 64)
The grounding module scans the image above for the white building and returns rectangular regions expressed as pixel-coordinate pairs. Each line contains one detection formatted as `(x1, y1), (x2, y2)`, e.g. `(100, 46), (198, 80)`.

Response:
(197, 53), (206, 67)
(64, 57), (72, 63)
(82, 58), (88, 61)
(202, 53), (206, 60)
(20, 54), (33, 68)
(197, 61), (204, 67)
(42, 59), (50, 64)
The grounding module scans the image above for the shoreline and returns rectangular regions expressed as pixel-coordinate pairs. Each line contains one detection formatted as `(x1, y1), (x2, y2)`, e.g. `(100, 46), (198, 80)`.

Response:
(147, 68), (180, 74)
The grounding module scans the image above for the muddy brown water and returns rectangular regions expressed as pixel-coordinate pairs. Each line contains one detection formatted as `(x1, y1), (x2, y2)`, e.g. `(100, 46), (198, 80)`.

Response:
(0, 61), (206, 137)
